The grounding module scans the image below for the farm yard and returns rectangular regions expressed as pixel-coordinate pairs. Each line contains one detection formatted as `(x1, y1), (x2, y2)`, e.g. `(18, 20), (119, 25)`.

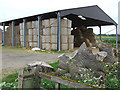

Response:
(0, 3), (119, 89)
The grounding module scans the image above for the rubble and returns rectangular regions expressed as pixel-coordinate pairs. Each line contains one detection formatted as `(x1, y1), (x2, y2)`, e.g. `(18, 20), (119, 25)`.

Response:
(55, 42), (105, 79)
(27, 61), (54, 72)
(98, 44), (116, 64)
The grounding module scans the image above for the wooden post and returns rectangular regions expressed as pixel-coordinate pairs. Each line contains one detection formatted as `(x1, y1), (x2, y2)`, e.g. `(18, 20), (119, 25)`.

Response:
(56, 83), (60, 90)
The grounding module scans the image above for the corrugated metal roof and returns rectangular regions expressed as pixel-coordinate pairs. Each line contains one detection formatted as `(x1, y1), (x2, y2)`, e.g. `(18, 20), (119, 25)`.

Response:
(0, 5), (117, 26)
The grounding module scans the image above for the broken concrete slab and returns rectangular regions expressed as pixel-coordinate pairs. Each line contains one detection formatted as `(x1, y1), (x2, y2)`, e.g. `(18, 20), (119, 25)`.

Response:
(27, 61), (54, 72)
(98, 44), (116, 64)
(56, 42), (105, 79)
(96, 51), (107, 61)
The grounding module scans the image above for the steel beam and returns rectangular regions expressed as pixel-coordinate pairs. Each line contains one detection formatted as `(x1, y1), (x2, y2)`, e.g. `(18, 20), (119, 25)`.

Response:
(57, 12), (61, 51)
(99, 26), (102, 41)
(38, 16), (41, 49)
(3, 23), (5, 45)
(23, 19), (26, 47)
(116, 25), (118, 48)
(12, 21), (15, 46)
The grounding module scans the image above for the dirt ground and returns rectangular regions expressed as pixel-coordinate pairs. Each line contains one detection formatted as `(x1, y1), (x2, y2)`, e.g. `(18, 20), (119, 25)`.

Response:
(1, 46), (99, 78)
(1, 47), (62, 78)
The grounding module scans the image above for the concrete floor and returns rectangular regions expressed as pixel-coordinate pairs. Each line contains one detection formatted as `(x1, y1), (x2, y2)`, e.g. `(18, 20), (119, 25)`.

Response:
(1, 47), (61, 78)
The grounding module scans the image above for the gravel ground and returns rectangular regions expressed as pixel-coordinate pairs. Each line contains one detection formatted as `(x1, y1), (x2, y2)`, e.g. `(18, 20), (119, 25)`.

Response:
(1, 47), (62, 78)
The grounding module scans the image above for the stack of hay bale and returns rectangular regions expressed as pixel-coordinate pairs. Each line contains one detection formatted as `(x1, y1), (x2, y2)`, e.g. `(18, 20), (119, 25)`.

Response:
(5, 23), (20, 46)
(71, 26), (96, 47)
(19, 18), (74, 50)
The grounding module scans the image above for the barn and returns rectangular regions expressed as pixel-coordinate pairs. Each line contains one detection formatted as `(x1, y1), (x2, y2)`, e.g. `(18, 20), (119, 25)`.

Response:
(0, 5), (117, 51)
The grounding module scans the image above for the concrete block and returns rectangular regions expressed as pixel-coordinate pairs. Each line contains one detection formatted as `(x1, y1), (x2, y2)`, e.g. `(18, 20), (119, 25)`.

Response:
(61, 35), (68, 43)
(61, 19), (68, 27)
(61, 44), (68, 50)
(51, 27), (57, 35)
(51, 35), (57, 43)
(43, 28), (50, 35)
(68, 35), (74, 43)
(67, 28), (71, 35)
(50, 18), (57, 27)
(61, 28), (67, 35)
(51, 44), (57, 50)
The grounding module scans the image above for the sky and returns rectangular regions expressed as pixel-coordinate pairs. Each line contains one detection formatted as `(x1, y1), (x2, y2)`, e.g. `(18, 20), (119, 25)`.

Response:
(0, 0), (119, 34)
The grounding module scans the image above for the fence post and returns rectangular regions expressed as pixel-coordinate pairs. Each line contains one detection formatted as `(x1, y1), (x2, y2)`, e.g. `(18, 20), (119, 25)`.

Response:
(56, 83), (60, 90)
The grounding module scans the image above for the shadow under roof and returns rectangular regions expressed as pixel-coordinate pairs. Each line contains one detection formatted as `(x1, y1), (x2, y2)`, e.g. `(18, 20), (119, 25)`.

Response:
(0, 5), (117, 27)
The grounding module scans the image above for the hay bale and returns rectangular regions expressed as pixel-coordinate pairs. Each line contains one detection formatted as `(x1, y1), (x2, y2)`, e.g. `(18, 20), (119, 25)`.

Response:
(43, 28), (51, 35)
(61, 28), (67, 35)
(61, 35), (68, 44)
(51, 27), (57, 35)
(51, 35), (57, 43)
(61, 44), (68, 50)
(50, 18), (57, 27)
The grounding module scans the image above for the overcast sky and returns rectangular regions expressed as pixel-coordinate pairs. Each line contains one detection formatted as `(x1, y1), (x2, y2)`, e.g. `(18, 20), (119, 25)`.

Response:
(0, 0), (119, 34)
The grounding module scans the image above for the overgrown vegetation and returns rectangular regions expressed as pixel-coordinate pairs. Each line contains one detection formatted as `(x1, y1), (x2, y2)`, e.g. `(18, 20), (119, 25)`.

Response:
(96, 34), (120, 48)
(1, 60), (119, 89)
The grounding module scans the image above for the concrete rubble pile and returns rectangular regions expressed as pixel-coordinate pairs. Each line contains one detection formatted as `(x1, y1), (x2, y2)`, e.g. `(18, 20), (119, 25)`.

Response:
(55, 42), (116, 81)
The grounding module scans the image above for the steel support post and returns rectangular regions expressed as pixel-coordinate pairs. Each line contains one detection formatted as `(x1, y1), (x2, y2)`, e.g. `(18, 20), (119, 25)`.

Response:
(57, 12), (61, 51)
(38, 16), (41, 49)
(99, 26), (102, 41)
(3, 23), (5, 45)
(12, 21), (15, 46)
(23, 19), (26, 47)
(116, 25), (118, 48)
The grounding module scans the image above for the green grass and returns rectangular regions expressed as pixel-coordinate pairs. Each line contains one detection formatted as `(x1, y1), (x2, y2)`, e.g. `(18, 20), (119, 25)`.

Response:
(49, 60), (59, 71)
(96, 35), (120, 48)
(35, 50), (74, 54)
(2, 73), (18, 83)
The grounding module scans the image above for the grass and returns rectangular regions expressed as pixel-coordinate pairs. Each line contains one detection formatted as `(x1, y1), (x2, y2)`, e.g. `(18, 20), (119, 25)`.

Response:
(96, 35), (120, 48)
(35, 50), (74, 54)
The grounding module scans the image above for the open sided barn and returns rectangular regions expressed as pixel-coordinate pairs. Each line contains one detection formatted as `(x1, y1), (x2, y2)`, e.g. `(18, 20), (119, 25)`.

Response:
(0, 5), (117, 51)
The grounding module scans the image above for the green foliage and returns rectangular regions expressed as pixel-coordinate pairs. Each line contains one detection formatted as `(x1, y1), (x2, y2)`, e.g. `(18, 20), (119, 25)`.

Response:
(96, 35), (120, 48)
(1, 73), (18, 88)
(2, 73), (18, 83)
(49, 60), (59, 72)
(104, 62), (120, 88)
